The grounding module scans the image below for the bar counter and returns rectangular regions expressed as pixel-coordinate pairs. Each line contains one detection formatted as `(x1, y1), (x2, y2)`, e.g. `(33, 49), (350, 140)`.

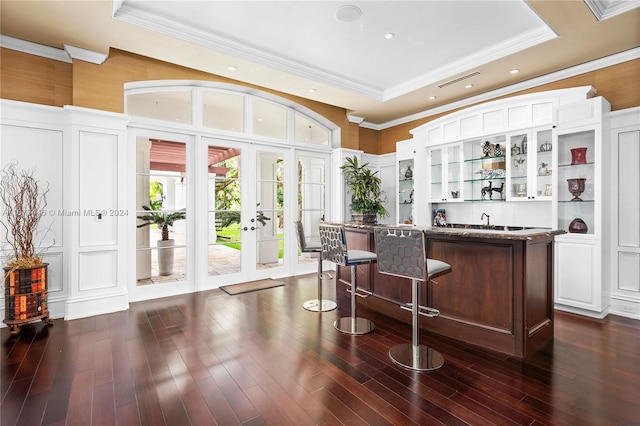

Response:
(333, 223), (564, 357)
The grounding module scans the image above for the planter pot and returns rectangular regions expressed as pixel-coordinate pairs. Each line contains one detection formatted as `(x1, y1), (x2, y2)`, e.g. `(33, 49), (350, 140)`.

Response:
(157, 239), (175, 276)
(351, 212), (378, 225)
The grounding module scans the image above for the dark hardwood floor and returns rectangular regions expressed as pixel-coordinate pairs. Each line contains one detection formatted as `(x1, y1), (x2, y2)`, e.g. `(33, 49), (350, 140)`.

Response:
(2, 273), (639, 425)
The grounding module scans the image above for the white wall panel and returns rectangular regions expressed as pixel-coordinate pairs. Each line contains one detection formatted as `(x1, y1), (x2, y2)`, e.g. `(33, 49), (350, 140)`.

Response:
(482, 109), (504, 132)
(618, 130), (640, 248)
(443, 121), (458, 140)
(79, 250), (117, 291)
(531, 102), (553, 123)
(618, 252), (640, 292)
(0, 125), (63, 249)
(79, 131), (118, 246)
(460, 115), (481, 136)
(41, 251), (64, 293)
(508, 105), (527, 127)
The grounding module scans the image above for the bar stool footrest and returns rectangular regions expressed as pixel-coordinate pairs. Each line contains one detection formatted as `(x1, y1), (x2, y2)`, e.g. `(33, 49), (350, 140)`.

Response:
(346, 287), (372, 298)
(400, 303), (440, 318)
(319, 272), (333, 281)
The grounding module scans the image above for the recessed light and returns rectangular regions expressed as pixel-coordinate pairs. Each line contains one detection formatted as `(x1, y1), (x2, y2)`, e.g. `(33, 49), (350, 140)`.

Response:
(510, 68), (520, 74)
(227, 65), (237, 71)
(429, 96), (436, 100)
(465, 84), (474, 89)
(308, 88), (316, 93)
(385, 33), (395, 39)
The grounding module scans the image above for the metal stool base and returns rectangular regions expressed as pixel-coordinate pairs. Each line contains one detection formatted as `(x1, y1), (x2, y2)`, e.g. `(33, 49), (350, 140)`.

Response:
(334, 317), (375, 335)
(389, 343), (444, 371)
(303, 299), (337, 312)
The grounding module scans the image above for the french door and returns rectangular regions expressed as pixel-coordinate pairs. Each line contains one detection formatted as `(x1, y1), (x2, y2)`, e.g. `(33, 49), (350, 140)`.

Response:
(203, 137), (289, 285)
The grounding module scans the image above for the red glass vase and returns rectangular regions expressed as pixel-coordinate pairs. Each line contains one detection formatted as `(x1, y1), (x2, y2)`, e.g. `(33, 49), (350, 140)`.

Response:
(570, 147), (588, 165)
(569, 218), (588, 234)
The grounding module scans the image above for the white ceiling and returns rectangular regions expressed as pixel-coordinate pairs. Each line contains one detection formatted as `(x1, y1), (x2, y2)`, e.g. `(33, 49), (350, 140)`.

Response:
(1, 1), (639, 126)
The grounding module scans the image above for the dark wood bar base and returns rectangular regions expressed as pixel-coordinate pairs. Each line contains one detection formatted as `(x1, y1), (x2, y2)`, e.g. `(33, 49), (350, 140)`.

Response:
(337, 225), (559, 358)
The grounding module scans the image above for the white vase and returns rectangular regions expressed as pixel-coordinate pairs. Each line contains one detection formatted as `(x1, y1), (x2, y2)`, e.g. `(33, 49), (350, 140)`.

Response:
(157, 239), (175, 276)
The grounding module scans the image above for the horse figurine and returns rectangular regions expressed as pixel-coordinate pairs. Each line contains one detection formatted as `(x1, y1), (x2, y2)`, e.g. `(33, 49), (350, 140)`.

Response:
(481, 181), (493, 200)
(490, 182), (505, 199)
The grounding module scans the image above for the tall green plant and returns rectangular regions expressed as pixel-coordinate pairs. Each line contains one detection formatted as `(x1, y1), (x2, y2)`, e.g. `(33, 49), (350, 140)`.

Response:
(340, 156), (388, 217)
(137, 204), (186, 240)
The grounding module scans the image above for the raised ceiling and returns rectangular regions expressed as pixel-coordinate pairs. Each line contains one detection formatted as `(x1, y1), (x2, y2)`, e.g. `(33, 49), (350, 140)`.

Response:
(1, 1), (639, 127)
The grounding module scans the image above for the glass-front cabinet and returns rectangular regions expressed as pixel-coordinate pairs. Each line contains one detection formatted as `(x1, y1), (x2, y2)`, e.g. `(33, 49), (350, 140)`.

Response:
(555, 129), (597, 234)
(396, 140), (416, 225)
(428, 143), (463, 202)
(463, 136), (506, 201)
(398, 158), (414, 224)
(506, 128), (553, 201)
(553, 96), (610, 315)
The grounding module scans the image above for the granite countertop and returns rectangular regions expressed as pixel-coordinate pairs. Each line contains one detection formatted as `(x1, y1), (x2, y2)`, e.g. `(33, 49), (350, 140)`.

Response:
(336, 222), (565, 241)
(423, 226), (565, 240)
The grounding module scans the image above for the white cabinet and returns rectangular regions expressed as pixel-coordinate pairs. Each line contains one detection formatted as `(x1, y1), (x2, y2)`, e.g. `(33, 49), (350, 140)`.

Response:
(462, 136), (506, 201)
(553, 97), (611, 316)
(505, 128), (553, 201)
(427, 143), (463, 202)
(396, 140), (416, 225)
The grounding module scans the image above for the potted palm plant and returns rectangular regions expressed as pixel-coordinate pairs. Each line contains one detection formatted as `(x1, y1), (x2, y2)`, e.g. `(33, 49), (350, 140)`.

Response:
(340, 156), (388, 224)
(0, 163), (52, 334)
(137, 203), (186, 276)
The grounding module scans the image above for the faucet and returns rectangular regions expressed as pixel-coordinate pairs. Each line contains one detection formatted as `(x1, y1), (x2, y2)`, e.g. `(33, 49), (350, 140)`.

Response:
(481, 213), (491, 227)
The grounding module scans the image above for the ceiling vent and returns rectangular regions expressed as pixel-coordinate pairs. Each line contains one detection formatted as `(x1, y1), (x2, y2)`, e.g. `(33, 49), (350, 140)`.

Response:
(438, 71), (481, 89)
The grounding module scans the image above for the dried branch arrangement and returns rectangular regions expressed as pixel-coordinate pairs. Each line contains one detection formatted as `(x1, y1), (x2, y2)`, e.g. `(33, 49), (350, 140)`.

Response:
(0, 162), (50, 268)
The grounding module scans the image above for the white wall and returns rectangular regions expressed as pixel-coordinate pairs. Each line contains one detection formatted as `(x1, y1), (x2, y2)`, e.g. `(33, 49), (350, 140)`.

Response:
(0, 100), (130, 324)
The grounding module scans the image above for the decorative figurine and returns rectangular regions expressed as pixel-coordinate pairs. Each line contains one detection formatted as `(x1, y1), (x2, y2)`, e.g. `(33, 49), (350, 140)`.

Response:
(482, 141), (492, 157)
(494, 143), (502, 156)
(522, 136), (528, 154)
(490, 182), (505, 199)
(511, 144), (521, 156)
(404, 165), (413, 179)
(538, 162), (549, 176)
(481, 181), (493, 200)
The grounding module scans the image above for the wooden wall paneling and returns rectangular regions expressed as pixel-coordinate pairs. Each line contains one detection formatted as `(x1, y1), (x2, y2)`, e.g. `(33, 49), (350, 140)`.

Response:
(0, 49), (72, 107)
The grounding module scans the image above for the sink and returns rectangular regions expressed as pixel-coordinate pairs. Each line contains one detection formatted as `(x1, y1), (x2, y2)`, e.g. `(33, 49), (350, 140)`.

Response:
(444, 223), (529, 231)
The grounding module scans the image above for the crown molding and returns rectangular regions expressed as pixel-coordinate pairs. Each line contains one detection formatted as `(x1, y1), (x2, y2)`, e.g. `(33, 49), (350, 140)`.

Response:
(112, 1), (383, 101)
(0, 35), (72, 63)
(64, 44), (108, 64)
(364, 47), (640, 130)
(583, 0), (640, 21)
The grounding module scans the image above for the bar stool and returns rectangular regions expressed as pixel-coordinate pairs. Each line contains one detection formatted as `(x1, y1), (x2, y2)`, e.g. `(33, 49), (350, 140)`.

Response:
(294, 221), (337, 312)
(319, 224), (377, 335)
(373, 226), (451, 371)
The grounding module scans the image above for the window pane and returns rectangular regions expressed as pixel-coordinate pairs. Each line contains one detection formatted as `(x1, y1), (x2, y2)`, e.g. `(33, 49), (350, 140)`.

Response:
(253, 99), (287, 139)
(297, 156), (326, 265)
(136, 139), (187, 285)
(295, 113), (329, 145)
(203, 91), (244, 132)
(208, 146), (242, 276)
(127, 91), (192, 124)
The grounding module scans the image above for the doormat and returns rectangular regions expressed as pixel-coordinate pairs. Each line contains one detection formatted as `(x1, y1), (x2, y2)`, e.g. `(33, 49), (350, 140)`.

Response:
(220, 279), (285, 295)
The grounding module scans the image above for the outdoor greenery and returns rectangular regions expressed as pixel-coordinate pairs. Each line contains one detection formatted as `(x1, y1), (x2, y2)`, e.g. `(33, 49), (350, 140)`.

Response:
(137, 184), (186, 240)
(340, 155), (388, 217)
